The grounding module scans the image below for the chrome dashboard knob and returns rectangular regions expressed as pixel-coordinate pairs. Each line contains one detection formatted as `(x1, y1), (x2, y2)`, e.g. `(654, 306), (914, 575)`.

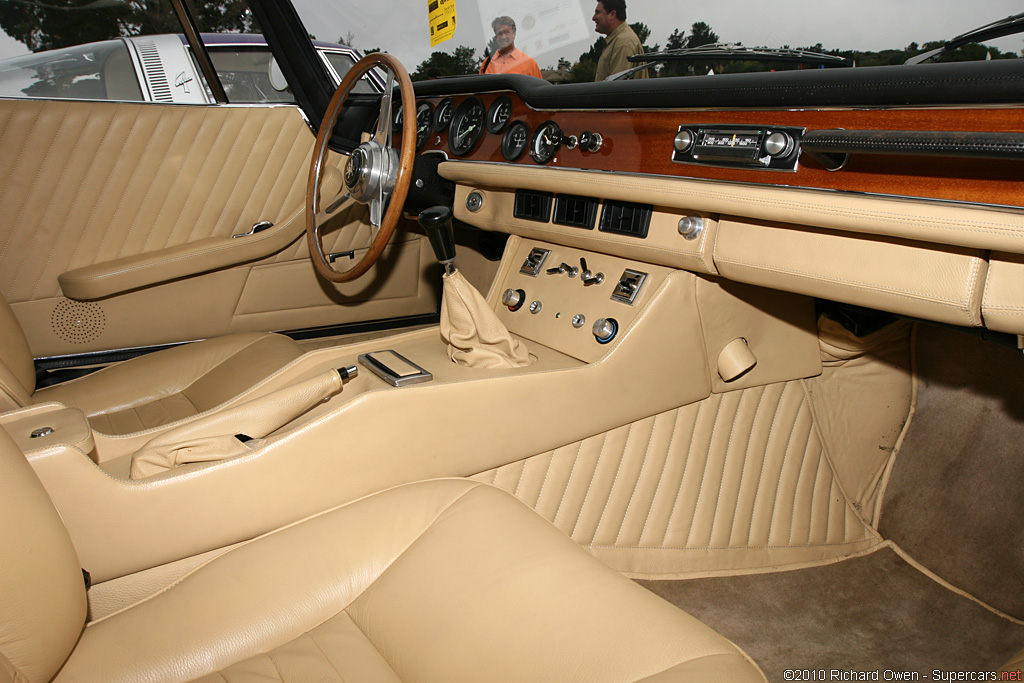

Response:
(592, 318), (618, 343)
(502, 288), (525, 311)
(764, 131), (794, 157)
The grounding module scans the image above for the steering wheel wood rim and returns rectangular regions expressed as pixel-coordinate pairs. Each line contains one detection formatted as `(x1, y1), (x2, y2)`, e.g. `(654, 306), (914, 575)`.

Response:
(306, 52), (416, 283)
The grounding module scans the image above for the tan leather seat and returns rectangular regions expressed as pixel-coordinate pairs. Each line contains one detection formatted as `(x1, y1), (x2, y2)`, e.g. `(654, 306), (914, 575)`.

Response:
(0, 296), (303, 435)
(0, 426), (766, 682)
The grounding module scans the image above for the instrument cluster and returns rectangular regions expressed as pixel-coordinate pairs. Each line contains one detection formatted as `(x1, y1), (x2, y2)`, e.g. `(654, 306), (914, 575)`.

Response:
(394, 93), (572, 163)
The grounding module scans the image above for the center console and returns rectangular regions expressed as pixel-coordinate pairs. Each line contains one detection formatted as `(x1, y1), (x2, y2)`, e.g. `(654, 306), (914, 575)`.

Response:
(8, 234), (820, 589)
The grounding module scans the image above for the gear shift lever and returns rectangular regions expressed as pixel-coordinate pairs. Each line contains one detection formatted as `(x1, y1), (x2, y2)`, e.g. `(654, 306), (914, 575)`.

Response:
(418, 205), (457, 275)
(417, 205), (532, 369)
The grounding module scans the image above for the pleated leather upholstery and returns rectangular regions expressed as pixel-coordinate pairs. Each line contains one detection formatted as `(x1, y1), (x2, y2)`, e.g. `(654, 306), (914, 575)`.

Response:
(473, 380), (879, 576)
(0, 100), (314, 303)
(55, 480), (765, 682)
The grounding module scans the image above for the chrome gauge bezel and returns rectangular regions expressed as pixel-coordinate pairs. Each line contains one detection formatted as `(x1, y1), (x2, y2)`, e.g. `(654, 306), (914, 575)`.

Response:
(487, 94), (513, 134)
(530, 120), (562, 164)
(449, 97), (485, 157)
(433, 97), (454, 131)
(501, 120), (530, 161)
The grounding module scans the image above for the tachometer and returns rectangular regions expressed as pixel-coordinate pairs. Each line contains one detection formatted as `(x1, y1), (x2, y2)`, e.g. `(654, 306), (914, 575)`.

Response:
(433, 97), (454, 131)
(501, 120), (530, 161)
(449, 97), (485, 156)
(487, 95), (513, 134)
(530, 120), (562, 164)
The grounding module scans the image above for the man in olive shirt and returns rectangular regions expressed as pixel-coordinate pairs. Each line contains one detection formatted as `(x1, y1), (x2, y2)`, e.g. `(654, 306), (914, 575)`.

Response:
(593, 0), (647, 81)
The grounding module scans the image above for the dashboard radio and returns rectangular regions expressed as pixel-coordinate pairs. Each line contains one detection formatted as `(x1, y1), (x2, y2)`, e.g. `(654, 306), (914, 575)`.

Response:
(672, 124), (804, 171)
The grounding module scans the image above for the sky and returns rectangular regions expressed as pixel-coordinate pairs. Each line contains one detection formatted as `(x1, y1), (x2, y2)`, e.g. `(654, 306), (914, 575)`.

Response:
(0, 0), (1021, 68)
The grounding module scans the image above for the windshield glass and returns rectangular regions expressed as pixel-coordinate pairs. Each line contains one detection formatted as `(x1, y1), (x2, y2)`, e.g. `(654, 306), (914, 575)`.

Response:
(288, 0), (1021, 81)
(0, 1), (1018, 91)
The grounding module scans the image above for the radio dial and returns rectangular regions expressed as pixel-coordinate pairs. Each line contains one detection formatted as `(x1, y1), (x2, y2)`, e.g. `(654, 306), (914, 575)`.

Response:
(674, 129), (694, 153)
(764, 131), (794, 158)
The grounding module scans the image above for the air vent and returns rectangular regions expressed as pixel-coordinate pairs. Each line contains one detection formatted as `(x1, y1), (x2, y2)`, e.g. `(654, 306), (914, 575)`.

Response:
(513, 190), (552, 223)
(553, 195), (597, 229)
(599, 201), (652, 238)
(134, 39), (173, 102)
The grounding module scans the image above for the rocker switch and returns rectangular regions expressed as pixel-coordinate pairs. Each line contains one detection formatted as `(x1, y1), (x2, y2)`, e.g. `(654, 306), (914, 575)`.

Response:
(520, 248), (551, 277)
(610, 269), (647, 305)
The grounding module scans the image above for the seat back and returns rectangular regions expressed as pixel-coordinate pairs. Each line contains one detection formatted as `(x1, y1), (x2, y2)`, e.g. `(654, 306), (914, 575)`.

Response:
(0, 427), (86, 683)
(0, 295), (35, 411)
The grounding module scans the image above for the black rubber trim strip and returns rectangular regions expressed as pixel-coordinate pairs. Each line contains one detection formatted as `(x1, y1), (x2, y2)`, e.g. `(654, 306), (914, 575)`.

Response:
(802, 129), (1024, 160)
(248, 0), (334, 131)
(168, 0), (227, 103)
(33, 314), (440, 370)
(413, 60), (1024, 109)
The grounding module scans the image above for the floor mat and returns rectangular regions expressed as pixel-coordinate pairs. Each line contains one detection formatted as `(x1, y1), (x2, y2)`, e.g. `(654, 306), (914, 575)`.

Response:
(879, 324), (1024, 619)
(638, 545), (1024, 680)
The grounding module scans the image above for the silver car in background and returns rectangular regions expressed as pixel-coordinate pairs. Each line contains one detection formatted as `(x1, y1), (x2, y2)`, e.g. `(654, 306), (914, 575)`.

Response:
(0, 33), (383, 104)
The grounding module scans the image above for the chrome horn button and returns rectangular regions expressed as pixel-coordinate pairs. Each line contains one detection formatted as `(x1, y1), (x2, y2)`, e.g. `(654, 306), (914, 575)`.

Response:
(343, 140), (397, 205)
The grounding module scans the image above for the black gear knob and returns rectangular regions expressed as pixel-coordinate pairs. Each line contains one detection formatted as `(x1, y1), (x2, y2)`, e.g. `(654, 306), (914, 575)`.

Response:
(419, 205), (456, 272)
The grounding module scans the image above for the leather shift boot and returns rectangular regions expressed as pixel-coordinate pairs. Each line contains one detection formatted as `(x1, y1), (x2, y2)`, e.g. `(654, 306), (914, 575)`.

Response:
(440, 270), (532, 368)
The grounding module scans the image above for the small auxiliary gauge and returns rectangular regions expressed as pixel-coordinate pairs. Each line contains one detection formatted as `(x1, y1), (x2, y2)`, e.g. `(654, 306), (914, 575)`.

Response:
(530, 120), (562, 164)
(391, 104), (404, 133)
(414, 101), (433, 150)
(433, 97), (454, 131)
(501, 120), (530, 161)
(487, 95), (513, 134)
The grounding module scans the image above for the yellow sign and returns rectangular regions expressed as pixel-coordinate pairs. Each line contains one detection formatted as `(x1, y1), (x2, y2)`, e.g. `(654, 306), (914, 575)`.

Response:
(428, 0), (457, 47)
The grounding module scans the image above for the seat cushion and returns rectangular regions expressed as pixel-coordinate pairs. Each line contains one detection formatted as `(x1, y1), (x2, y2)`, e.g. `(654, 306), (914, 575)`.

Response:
(34, 333), (303, 435)
(56, 480), (765, 682)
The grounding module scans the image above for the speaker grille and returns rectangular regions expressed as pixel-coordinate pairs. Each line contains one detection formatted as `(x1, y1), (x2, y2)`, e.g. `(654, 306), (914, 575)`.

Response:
(51, 299), (105, 344)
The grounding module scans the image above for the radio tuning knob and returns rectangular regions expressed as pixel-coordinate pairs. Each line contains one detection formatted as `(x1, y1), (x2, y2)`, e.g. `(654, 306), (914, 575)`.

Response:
(674, 129), (694, 153)
(764, 131), (794, 158)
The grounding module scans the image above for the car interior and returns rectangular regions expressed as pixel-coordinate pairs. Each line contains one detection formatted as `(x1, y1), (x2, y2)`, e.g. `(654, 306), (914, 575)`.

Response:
(0, 0), (1022, 680)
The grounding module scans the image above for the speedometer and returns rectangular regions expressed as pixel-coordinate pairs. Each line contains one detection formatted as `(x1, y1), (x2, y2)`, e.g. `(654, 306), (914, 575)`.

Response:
(487, 95), (513, 134)
(449, 97), (485, 156)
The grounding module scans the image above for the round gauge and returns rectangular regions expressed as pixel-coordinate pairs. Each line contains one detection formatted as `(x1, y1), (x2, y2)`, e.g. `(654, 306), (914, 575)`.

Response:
(415, 101), (434, 150)
(448, 97), (485, 156)
(486, 95), (513, 134)
(501, 120), (530, 161)
(433, 97), (454, 131)
(391, 104), (404, 133)
(530, 120), (562, 164)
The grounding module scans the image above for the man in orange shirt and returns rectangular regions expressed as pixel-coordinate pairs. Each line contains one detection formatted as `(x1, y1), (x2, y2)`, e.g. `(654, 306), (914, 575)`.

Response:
(479, 16), (542, 78)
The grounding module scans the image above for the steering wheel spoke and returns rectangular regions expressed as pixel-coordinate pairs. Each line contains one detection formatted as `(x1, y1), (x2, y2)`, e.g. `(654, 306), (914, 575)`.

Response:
(305, 53), (415, 283)
(373, 69), (396, 148)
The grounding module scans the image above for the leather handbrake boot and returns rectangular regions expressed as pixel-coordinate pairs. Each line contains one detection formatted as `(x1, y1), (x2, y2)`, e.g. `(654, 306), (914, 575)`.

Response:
(420, 206), (532, 369)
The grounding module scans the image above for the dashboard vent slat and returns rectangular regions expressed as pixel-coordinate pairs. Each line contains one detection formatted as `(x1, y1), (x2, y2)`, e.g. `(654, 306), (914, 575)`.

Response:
(553, 195), (598, 230)
(599, 201), (652, 238)
(513, 190), (553, 223)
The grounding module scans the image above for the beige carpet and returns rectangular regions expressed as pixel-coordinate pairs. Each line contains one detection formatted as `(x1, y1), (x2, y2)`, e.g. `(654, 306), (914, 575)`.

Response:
(639, 546), (1024, 680)
(879, 324), (1024, 619)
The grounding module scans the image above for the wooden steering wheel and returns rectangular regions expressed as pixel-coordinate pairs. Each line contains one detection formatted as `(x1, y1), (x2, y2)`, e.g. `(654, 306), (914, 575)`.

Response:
(306, 52), (416, 282)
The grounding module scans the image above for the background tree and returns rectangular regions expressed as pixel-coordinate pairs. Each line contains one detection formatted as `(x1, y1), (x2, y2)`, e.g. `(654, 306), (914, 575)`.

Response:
(0, 0), (252, 54)
(687, 21), (719, 48)
(411, 45), (479, 80)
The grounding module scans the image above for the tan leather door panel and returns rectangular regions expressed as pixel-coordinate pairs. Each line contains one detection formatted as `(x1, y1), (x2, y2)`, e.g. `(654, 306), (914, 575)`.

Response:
(0, 99), (436, 357)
